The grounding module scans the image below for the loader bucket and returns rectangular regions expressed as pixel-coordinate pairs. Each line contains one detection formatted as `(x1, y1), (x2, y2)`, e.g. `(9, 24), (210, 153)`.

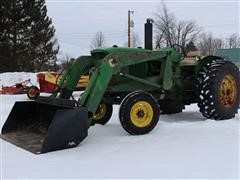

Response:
(1, 100), (89, 154)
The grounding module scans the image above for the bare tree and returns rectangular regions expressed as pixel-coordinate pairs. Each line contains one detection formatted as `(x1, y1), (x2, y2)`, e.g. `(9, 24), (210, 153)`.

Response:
(198, 33), (239, 55)
(154, 2), (201, 52)
(225, 33), (240, 48)
(58, 54), (75, 69)
(197, 32), (224, 55)
(131, 32), (141, 48)
(185, 41), (198, 52)
(90, 31), (107, 50)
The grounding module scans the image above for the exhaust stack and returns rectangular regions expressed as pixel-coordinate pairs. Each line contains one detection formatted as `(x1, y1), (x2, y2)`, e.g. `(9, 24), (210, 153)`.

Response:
(144, 18), (154, 50)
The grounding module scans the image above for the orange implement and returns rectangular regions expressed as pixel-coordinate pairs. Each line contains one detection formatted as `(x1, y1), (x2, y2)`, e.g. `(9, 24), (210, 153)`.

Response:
(0, 79), (32, 94)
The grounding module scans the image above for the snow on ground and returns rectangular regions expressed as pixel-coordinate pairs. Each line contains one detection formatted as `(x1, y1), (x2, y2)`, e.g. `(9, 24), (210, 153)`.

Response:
(0, 73), (239, 179)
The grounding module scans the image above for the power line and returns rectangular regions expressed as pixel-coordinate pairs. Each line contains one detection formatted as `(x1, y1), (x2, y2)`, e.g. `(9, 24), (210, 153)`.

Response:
(56, 24), (239, 37)
(57, 36), (125, 41)
(201, 23), (239, 28)
(58, 40), (86, 47)
(46, 0), (240, 3)
(57, 31), (126, 35)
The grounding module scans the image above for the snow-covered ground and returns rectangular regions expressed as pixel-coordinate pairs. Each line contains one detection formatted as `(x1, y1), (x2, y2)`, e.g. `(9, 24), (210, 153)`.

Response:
(0, 73), (239, 179)
(0, 72), (38, 87)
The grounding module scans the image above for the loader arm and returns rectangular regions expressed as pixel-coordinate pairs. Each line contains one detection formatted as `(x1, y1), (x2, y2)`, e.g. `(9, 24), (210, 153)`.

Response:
(79, 49), (181, 114)
(54, 56), (99, 99)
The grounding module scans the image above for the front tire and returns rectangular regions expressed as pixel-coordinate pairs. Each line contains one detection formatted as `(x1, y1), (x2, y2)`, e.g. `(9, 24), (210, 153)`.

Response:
(197, 60), (240, 120)
(119, 91), (160, 135)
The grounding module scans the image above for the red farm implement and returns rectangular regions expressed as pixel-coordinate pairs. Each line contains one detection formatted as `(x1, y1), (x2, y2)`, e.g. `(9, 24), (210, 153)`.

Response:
(37, 72), (89, 93)
(0, 79), (40, 99)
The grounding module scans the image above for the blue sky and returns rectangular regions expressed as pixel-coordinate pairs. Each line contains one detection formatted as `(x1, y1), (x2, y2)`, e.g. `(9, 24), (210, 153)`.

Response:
(46, 0), (240, 58)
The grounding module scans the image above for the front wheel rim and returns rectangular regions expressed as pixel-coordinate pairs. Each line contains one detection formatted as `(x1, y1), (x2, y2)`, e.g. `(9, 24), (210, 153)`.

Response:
(130, 101), (153, 127)
(93, 104), (107, 120)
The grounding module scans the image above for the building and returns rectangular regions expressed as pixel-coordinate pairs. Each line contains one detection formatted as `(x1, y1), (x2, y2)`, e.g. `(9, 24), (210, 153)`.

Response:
(215, 48), (240, 67)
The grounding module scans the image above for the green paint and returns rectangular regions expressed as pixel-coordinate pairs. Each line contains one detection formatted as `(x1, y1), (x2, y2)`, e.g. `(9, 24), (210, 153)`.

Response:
(52, 46), (224, 119)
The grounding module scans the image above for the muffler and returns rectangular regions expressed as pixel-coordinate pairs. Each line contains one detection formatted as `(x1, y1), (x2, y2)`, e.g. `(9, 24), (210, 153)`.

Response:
(1, 97), (89, 154)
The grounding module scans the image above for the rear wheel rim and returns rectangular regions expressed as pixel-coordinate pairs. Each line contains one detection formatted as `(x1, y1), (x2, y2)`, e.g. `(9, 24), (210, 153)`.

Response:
(130, 101), (153, 127)
(219, 74), (237, 107)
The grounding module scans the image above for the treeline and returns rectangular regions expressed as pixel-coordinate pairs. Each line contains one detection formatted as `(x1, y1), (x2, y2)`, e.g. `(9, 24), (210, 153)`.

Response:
(0, 0), (59, 73)
(1, 1), (239, 73)
(154, 2), (240, 55)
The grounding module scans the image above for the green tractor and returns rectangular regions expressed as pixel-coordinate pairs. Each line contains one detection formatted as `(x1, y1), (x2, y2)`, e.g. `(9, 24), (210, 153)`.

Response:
(1, 21), (240, 154)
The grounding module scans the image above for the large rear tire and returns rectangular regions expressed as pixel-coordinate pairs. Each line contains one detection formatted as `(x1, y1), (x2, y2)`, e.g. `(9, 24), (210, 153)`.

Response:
(197, 60), (240, 120)
(119, 91), (160, 135)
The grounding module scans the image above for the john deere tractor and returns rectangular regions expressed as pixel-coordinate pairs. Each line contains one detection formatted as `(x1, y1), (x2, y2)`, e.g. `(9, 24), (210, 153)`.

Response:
(1, 20), (239, 154)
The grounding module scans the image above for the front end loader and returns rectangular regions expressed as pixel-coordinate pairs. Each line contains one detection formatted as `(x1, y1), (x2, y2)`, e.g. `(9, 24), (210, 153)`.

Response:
(1, 47), (183, 154)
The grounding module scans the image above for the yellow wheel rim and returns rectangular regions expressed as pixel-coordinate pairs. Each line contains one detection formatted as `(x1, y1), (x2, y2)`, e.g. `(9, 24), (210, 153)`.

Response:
(130, 101), (153, 128)
(219, 74), (237, 107)
(93, 104), (107, 120)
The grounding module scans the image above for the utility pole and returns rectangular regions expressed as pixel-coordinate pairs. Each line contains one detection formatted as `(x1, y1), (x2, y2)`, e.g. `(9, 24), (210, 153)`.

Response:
(128, 10), (134, 47)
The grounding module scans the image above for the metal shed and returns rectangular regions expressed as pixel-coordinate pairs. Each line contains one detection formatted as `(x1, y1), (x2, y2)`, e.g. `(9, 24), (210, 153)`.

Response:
(216, 48), (240, 67)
